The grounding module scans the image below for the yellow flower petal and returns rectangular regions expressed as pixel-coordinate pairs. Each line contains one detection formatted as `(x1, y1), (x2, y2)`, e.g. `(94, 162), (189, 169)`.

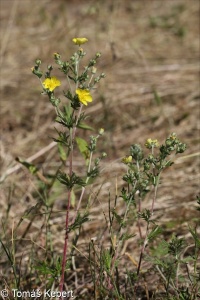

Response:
(76, 89), (92, 106)
(122, 156), (133, 164)
(72, 38), (88, 46)
(43, 76), (61, 92)
(145, 138), (159, 149)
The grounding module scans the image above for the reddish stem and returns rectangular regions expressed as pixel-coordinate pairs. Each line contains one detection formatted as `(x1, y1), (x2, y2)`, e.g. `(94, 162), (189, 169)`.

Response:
(59, 105), (83, 297)
(59, 189), (71, 296)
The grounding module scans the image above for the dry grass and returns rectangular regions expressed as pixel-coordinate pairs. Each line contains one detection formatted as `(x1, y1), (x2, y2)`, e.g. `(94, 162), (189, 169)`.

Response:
(0, 0), (199, 298)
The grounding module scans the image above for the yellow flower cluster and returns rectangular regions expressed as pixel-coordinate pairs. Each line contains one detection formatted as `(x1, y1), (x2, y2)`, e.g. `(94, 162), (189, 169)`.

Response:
(145, 139), (159, 149)
(72, 38), (88, 46)
(43, 77), (61, 92)
(122, 156), (132, 164)
(76, 89), (92, 106)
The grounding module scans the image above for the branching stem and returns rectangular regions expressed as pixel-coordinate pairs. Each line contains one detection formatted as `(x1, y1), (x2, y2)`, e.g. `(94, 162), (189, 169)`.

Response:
(59, 104), (83, 297)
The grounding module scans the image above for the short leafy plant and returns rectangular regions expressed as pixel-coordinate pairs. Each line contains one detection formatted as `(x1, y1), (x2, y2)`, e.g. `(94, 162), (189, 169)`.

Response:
(32, 37), (106, 293)
(87, 133), (199, 300)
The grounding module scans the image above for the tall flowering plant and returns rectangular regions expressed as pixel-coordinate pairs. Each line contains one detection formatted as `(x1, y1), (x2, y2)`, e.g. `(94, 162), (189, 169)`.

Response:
(32, 38), (106, 295)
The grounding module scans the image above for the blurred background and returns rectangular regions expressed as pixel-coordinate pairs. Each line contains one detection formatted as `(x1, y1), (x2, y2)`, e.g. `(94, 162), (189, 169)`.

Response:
(0, 0), (199, 231)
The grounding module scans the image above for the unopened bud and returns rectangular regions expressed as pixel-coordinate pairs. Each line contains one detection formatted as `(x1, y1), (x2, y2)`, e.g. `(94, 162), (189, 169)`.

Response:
(47, 65), (53, 71)
(98, 128), (104, 135)
(35, 59), (41, 66)
(95, 52), (101, 58)
(54, 52), (60, 59)
(92, 67), (97, 74)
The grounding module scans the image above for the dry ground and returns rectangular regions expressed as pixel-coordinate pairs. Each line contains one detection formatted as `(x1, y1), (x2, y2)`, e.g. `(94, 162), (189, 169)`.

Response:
(0, 0), (199, 298)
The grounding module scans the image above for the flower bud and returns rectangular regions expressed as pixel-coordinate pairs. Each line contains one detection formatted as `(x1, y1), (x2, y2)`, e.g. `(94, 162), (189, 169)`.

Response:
(95, 52), (101, 58)
(54, 52), (60, 59)
(47, 65), (53, 71)
(169, 133), (177, 140)
(31, 66), (43, 78)
(98, 128), (104, 135)
(89, 59), (96, 67)
(91, 67), (97, 74)
(101, 152), (107, 158)
(35, 59), (41, 66)
(100, 73), (106, 78)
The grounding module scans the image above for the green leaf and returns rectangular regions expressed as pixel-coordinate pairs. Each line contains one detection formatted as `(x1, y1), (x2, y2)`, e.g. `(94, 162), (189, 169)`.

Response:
(58, 143), (67, 161)
(120, 232), (136, 242)
(76, 137), (89, 160)
(64, 104), (72, 118)
(180, 257), (195, 263)
(68, 75), (76, 83)
(147, 225), (162, 242)
(68, 212), (89, 232)
(112, 209), (124, 225)
(78, 122), (94, 131)
(55, 107), (75, 128)
(57, 171), (86, 189)
(71, 189), (76, 208)
(188, 226), (200, 248)
(151, 240), (169, 257)
(63, 90), (73, 101)
(49, 96), (61, 107)
(15, 157), (38, 174)
(102, 249), (112, 271)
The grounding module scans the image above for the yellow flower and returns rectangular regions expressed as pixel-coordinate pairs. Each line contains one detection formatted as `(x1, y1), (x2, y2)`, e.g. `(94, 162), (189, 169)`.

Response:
(145, 138), (159, 149)
(72, 38), (88, 46)
(122, 156), (132, 164)
(43, 76), (61, 92)
(169, 133), (177, 140)
(76, 89), (92, 106)
(54, 52), (60, 59)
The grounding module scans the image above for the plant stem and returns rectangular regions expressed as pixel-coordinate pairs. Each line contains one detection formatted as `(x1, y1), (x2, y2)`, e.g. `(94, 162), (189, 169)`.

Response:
(71, 143), (94, 224)
(137, 222), (149, 275)
(59, 188), (72, 296)
(59, 128), (74, 295)
(151, 173), (160, 215)
(137, 197), (143, 239)
(59, 106), (82, 296)
(137, 172), (161, 276)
